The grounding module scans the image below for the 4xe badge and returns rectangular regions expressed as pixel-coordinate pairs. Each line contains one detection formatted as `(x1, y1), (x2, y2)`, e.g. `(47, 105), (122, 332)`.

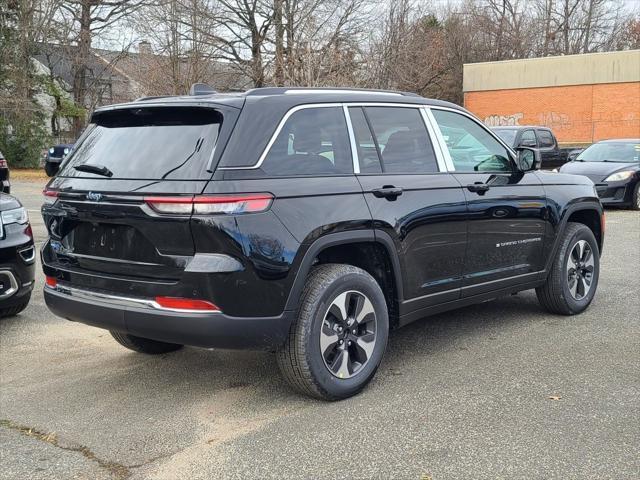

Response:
(86, 192), (103, 202)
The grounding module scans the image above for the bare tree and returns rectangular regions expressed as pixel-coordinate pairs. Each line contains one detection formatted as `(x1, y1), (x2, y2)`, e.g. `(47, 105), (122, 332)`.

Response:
(53, 0), (148, 135)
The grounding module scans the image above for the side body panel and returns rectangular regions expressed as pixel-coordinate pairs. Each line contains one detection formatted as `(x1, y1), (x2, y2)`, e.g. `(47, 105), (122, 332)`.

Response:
(453, 171), (548, 297)
(202, 173), (372, 317)
(357, 174), (467, 310)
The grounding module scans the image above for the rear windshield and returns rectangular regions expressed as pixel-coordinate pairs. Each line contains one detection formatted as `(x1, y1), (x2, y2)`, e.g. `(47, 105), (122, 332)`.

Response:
(58, 107), (222, 180)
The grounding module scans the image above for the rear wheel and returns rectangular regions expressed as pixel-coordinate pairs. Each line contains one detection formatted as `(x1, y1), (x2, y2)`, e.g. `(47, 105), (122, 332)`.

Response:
(536, 222), (600, 315)
(110, 331), (183, 354)
(277, 264), (389, 400)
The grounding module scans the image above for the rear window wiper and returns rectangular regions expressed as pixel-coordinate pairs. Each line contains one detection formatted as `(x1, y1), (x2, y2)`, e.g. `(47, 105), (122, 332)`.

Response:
(74, 164), (113, 177)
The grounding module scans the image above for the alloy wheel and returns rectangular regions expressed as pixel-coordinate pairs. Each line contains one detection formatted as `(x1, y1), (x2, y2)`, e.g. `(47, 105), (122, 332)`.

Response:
(566, 239), (595, 300)
(320, 290), (377, 379)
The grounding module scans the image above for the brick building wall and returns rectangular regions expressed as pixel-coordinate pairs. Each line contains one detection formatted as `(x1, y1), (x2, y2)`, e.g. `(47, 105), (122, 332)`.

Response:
(463, 51), (640, 146)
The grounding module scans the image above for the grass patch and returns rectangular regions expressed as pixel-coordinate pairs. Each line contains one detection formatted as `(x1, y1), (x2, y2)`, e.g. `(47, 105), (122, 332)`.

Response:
(9, 168), (48, 181)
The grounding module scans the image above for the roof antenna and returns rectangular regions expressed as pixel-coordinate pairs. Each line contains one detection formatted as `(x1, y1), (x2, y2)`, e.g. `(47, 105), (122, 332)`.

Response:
(189, 83), (217, 96)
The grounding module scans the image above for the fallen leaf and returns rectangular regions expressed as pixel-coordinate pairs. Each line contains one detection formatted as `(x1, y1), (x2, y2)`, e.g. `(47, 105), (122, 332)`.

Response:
(548, 395), (561, 401)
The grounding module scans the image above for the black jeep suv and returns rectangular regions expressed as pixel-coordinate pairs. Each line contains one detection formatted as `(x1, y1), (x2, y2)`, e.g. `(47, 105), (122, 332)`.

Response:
(41, 87), (604, 400)
(1, 193), (36, 317)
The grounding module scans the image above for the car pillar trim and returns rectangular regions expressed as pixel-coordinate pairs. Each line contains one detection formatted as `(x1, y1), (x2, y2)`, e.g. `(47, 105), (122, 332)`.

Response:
(342, 105), (360, 174)
(420, 107), (449, 173)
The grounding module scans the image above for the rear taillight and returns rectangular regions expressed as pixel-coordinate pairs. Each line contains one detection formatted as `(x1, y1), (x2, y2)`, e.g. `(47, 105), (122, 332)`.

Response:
(154, 296), (220, 312)
(43, 189), (59, 205)
(45, 276), (57, 288)
(144, 194), (273, 215)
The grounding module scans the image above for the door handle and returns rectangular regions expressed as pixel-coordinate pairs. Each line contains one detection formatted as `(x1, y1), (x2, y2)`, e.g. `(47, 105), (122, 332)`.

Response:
(371, 186), (403, 200)
(466, 182), (490, 195)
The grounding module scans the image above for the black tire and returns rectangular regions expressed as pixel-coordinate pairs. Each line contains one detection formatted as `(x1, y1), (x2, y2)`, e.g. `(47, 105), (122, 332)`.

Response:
(631, 182), (640, 211)
(0, 294), (31, 318)
(536, 222), (600, 315)
(44, 162), (57, 177)
(110, 331), (183, 354)
(277, 264), (389, 401)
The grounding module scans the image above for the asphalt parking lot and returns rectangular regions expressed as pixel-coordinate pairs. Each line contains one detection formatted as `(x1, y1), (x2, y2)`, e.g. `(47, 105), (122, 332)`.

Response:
(1, 179), (638, 480)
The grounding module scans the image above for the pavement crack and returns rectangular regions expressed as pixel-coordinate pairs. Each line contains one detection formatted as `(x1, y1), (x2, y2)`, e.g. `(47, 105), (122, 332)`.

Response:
(0, 419), (131, 479)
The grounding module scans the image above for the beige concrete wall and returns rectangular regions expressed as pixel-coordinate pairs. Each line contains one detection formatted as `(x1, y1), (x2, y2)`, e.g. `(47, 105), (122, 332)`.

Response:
(463, 50), (640, 92)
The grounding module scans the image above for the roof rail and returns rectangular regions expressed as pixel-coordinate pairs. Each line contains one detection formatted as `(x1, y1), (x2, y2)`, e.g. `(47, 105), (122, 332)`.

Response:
(134, 95), (172, 102)
(190, 83), (217, 96)
(244, 87), (420, 97)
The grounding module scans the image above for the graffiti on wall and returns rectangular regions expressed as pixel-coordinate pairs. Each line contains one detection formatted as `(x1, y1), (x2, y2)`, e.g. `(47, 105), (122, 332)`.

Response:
(538, 111), (571, 130)
(484, 113), (523, 126)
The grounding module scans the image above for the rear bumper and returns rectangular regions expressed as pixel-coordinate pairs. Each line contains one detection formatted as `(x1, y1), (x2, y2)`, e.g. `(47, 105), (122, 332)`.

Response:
(44, 284), (292, 350)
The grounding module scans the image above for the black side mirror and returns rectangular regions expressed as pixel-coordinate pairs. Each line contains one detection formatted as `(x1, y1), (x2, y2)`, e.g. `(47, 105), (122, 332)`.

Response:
(515, 147), (542, 171)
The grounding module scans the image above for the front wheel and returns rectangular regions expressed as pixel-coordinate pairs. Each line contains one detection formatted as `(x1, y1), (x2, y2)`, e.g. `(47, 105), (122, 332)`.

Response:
(277, 264), (389, 400)
(0, 294), (31, 318)
(631, 182), (640, 211)
(536, 222), (600, 315)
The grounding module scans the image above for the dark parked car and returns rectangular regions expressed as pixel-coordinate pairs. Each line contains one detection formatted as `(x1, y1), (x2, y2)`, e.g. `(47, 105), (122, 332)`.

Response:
(492, 126), (566, 170)
(41, 87), (604, 400)
(0, 150), (10, 193)
(558, 139), (640, 209)
(0, 194), (35, 317)
(44, 143), (73, 177)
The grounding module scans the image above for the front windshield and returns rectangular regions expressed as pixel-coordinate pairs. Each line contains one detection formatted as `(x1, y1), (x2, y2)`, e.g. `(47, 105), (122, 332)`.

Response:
(492, 129), (517, 146)
(576, 142), (640, 163)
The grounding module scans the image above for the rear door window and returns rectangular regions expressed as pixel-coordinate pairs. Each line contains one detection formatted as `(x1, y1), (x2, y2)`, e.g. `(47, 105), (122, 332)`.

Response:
(59, 107), (222, 180)
(363, 107), (438, 174)
(520, 129), (537, 147)
(537, 130), (555, 148)
(261, 107), (352, 176)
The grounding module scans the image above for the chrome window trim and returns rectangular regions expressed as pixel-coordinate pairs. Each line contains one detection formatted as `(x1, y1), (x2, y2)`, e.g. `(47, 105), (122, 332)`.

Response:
(427, 105), (519, 173)
(217, 103), (342, 171)
(217, 102), (432, 171)
(343, 105), (360, 174)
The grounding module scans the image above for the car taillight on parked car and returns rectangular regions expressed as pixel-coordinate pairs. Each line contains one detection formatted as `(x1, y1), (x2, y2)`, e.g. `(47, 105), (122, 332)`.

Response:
(144, 194), (274, 215)
(43, 189), (59, 205)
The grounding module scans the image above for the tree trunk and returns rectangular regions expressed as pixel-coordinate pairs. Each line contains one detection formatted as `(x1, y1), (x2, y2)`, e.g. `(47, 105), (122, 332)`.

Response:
(274, 0), (285, 86)
(72, 0), (91, 137)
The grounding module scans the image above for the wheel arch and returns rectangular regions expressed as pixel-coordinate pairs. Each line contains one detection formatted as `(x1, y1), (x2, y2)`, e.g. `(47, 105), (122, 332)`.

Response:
(284, 230), (403, 328)
(545, 201), (604, 272)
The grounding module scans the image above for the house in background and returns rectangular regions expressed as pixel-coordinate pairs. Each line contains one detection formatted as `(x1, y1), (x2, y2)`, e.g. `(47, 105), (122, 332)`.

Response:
(463, 50), (640, 147)
(32, 41), (249, 143)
